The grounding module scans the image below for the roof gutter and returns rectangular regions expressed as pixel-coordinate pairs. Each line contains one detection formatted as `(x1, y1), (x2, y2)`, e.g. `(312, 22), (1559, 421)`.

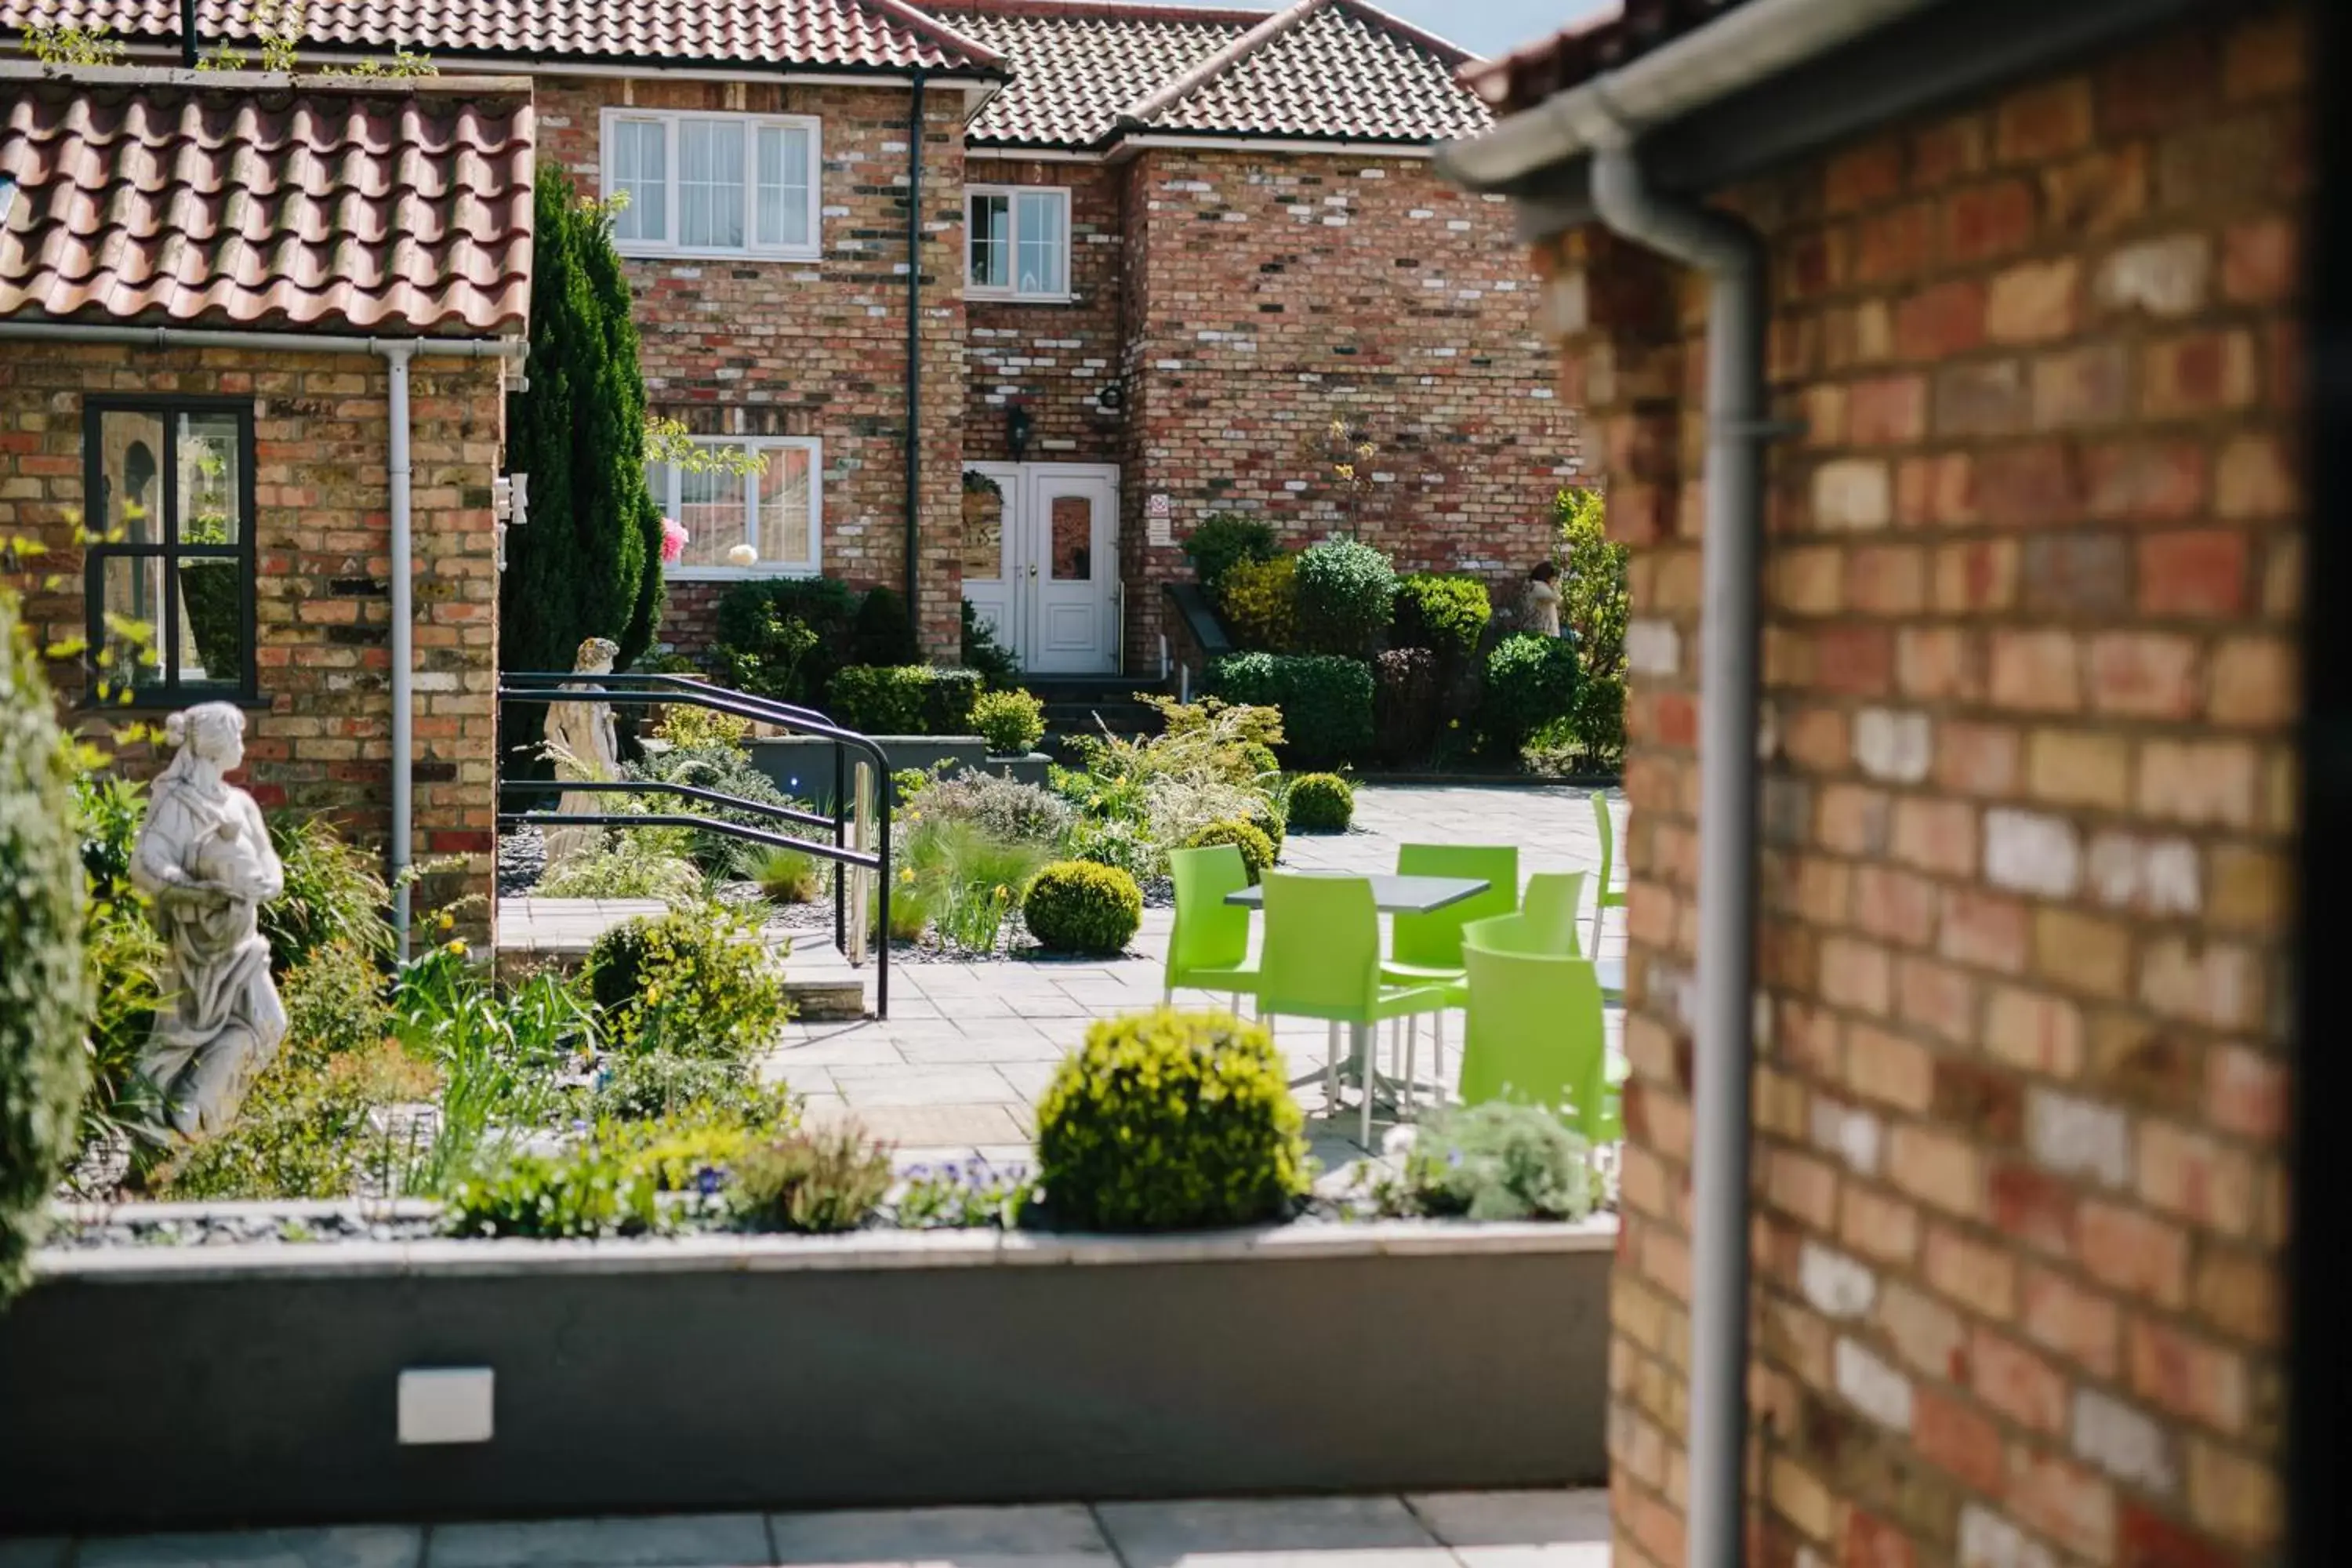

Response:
(0, 321), (526, 957)
(1433, 0), (1938, 191)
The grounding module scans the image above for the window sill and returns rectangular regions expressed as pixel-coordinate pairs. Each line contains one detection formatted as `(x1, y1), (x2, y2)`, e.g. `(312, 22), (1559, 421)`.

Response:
(967, 291), (1076, 306)
(666, 565), (824, 583)
(617, 247), (824, 266)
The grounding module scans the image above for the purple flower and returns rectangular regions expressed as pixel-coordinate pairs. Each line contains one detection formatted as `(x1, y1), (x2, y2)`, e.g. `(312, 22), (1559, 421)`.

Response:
(695, 1166), (724, 1197)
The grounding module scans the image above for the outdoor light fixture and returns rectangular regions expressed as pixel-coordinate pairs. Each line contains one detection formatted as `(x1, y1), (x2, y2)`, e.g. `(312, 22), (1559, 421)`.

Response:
(1007, 405), (1033, 461)
(1096, 383), (1125, 416)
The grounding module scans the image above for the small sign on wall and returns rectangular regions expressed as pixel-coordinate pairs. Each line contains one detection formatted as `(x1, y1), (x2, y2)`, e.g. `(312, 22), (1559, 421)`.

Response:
(1145, 493), (1174, 546)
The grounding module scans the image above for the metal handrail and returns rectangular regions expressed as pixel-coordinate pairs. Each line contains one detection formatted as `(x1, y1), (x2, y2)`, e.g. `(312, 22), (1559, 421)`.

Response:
(499, 672), (894, 1018)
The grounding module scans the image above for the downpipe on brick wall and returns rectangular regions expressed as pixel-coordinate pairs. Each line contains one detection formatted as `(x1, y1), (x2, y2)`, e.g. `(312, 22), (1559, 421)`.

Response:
(1585, 140), (1770, 1568)
(0, 323), (527, 957)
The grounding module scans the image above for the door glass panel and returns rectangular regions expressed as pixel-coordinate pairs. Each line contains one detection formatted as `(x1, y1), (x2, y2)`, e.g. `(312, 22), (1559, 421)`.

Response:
(97, 410), (165, 545)
(177, 412), (243, 545)
(757, 446), (813, 565)
(962, 472), (1005, 579)
(175, 557), (243, 686)
(1049, 493), (1092, 581)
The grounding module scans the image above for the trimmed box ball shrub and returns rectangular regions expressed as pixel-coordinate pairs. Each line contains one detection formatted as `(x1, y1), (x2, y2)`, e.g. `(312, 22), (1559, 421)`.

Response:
(1182, 514), (1281, 594)
(1036, 1009), (1310, 1231)
(586, 909), (792, 1058)
(829, 665), (985, 736)
(1206, 652), (1374, 764)
(1479, 633), (1583, 757)
(1373, 646), (1441, 765)
(0, 593), (91, 1301)
(1185, 818), (1276, 884)
(1285, 773), (1355, 833)
(1023, 861), (1145, 956)
(1391, 573), (1492, 664)
(1246, 795), (1287, 866)
(1292, 538), (1398, 656)
(973, 688), (1047, 756)
(1216, 553), (1298, 652)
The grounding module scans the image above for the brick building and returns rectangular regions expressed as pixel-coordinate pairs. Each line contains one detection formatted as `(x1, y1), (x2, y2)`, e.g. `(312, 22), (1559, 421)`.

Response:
(1440, 2), (2310, 1566)
(0, 65), (531, 938)
(2, 0), (1567, 680)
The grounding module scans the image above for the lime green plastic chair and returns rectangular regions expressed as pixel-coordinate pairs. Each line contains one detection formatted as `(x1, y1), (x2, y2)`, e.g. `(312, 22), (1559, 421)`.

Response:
(1164, 844), (1261, 1011)
(1378, 844), (1519, 1105)
(1521, 870), (1589, 957)
(1457, 937), (1621, 1145)
(1590, 792), (1628, 954)
(1258, 873), (1451, 1147)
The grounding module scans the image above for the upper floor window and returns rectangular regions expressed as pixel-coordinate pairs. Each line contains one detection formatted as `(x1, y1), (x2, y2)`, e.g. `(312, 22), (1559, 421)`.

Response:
(601, 110), (820, 260)
(648, 435), (822, 579)
(82, 397), (257, 701)
(967, 185), (1070, 301)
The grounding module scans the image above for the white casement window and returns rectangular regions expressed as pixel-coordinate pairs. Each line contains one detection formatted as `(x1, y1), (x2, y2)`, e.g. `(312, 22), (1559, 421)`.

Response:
(647, 437), (822, 578)
(967, 185), (1071, 301)
(601, 110), (819, 260)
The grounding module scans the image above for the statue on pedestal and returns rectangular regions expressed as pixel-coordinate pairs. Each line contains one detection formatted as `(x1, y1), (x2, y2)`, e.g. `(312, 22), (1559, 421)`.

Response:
(541, 636), (622, 868)
(129, 702), (289, 1140)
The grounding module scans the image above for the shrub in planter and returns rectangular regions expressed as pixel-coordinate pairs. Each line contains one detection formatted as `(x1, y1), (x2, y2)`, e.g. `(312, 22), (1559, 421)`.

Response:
(443, 1147), (662, 1240)
(974, 688), (1047, 756)
(731, 1123), (894, 1233)
(748, 846), (822, 904)
(1036, 1009), (1310, 1231)
(829, 665), (984, 736)
(851, 586), (920, 667)
(1232, 740), (1281, 784)
(1184, 818), (1276, 884)
(1205, 652), (1375, 764)
(962, 600), (1022, 690)
(1285, 773), (1355, 832)
(1245, 794), (1287, 866)
(713, 577), (861, 706)
(1479, 634), (1583, 757)
(1, 592), (90, 1298)
(903, 768), (1074, 847)
(1391, 573), (1492, 664)
(1571, 672), (1626, 768)
(1215, 554), (1298, 652)
(1396, 1102), (1594, 1221)
(1292, 538), (1397, 657)
(1022, 860), (1144, 955)
(586, 906), (791, 1058)
(1373, 647), (1442, 765)
(1183, 514), (1281, 594)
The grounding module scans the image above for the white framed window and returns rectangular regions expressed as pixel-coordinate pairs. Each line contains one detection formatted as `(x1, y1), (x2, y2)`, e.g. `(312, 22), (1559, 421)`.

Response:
(600, 109), (820, 260)
(967, 184), (1071, 301)
(647, 436), (822, 578)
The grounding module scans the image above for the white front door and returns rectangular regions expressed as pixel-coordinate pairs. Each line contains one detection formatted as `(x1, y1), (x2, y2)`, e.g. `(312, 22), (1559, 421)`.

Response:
(960, 463), (1120, 676)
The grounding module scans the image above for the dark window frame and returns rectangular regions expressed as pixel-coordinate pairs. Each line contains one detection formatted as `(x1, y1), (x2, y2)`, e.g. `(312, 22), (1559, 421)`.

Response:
(80, 394), (260, 706)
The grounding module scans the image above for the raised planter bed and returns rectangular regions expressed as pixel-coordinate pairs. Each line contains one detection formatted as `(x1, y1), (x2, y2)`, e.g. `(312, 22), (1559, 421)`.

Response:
(748, 736), (1053, 798)
(0, 1210), (1613, 1533)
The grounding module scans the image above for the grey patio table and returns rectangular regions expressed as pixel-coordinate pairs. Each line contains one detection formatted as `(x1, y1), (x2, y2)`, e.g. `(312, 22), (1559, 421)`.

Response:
(1228, 872), (1490, 1123)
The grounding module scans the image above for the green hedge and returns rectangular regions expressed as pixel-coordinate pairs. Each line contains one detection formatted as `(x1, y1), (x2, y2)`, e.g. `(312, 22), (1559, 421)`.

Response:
(1391, 573), (1491, 663)
(828, 665), (985, 736)
(1479, 634), (1582, 757)
(1206, 652), (1374, 764)
(712, 578), (862, 706)
(1182, 514), (1281, 594)
(1291, 539), (1397, 657)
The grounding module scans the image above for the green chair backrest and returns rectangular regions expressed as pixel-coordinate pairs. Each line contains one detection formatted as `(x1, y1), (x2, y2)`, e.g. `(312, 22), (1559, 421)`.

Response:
(1392, 843), (1520, 971)
(1462, 912), (1534, 955)
(1167, 844), (1254, 982)
(1592, 791), (1620, 899)
(1258, 873), (1381, 1022)
(1520, 870), (1588, 957)
(1459, 941), (1610, 1142)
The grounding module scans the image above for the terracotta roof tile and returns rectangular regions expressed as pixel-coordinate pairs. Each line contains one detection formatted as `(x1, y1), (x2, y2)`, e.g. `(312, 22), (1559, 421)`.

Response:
(1459, 1), (1762, 118)
(0, 64), (535, 332)
(942, 0), (1489, 151)
(0, 0), (1004, 73)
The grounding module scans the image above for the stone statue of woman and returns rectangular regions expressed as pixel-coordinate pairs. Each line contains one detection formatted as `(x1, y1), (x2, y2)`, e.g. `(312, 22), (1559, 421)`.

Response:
(129, 702), (289, 1140)
(541, 636), (622, 868)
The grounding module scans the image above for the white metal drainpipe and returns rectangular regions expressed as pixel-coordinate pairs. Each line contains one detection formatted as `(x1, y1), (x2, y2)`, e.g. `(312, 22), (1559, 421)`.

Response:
(0, 322), (527, 958)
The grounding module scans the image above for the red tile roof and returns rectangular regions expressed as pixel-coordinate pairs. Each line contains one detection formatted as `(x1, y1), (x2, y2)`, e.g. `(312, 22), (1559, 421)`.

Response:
(0, 64), (535, 332)
(1460, 0), (1760, 118)
(943, 0), (1490, 151)
(0, 0), (1006, 74)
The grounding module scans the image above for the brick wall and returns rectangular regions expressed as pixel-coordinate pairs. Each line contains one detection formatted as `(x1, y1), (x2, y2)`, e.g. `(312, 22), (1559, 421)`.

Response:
(1119, 146), (1573, 667)
(535, 77), (971, 659)
(1539, 8), (2303, 1566)
(0, 343), (506, 936)
(964, 157), (1127, 466)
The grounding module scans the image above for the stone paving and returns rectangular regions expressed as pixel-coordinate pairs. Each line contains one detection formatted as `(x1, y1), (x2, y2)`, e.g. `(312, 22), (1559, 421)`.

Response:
(7, 1490), (1610, 1567)
(763, 784), (1628, 1168)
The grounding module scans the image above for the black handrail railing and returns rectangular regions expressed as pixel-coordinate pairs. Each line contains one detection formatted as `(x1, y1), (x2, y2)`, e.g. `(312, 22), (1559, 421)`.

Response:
(499, 673), (894, 1018)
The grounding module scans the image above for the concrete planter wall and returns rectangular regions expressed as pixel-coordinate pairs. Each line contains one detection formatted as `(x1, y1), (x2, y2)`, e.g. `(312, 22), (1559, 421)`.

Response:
(748, 736), (1053, 798)
(0, 1216), (1613, 1532)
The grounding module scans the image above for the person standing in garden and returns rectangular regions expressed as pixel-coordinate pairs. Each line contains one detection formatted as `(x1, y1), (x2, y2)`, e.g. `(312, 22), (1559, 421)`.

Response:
(1526, 561), (1564, 637)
